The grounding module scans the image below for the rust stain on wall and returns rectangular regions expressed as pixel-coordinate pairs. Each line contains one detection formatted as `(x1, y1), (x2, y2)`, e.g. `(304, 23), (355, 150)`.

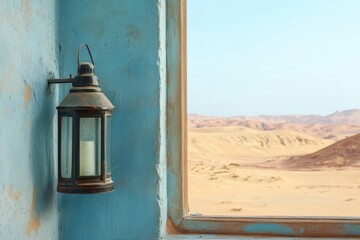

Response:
(3, 108), (8, 117)
(24, 84), (32, 110)
(27, 188), (41, 235)
(12, 82), (18, 92)
(126, 26), (142, 42)
(24, 0), (30, 30)
(167, 218), (184, 234)
(8, 185), (22, 201)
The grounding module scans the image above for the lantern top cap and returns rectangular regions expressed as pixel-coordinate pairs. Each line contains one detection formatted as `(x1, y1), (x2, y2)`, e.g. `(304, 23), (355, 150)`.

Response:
(78, 62), (95, 75)
(57, 44), (115, 111)
(72, 44), (99, 87)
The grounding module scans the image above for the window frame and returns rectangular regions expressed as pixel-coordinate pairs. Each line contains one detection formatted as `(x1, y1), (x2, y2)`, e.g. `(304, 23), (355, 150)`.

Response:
(166, 0), (360, 238)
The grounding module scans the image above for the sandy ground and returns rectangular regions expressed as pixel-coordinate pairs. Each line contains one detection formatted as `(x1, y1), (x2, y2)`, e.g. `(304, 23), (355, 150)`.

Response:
(188, 127), (360, 217)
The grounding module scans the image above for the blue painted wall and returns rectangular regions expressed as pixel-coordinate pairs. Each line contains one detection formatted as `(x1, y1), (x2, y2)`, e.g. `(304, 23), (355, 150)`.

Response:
(0, 1), (167, 239)
(59, 1), (166, 239)
(0, 1), (59, 239)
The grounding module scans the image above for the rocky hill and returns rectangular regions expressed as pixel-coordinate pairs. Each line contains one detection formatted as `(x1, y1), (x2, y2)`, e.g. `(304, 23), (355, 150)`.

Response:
(284, 133), (360, 169)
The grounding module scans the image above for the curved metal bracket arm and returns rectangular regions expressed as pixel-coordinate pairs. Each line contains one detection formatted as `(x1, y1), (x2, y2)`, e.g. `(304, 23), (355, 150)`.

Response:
(48, 74), (73, 84)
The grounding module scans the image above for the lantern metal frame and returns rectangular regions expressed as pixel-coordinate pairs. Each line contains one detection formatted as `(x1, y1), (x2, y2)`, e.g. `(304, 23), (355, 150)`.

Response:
(49, 44), (115, 194)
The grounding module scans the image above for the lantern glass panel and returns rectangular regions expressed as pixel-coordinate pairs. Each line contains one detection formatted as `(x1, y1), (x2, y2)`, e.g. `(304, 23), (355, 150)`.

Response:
(79, 117), (101, 176)
(105, 114), (112, 176)
(61, 116), (73, 178)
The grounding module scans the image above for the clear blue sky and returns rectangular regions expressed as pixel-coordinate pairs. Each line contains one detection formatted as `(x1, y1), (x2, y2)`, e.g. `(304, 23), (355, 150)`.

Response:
(187, 0), (360, 116)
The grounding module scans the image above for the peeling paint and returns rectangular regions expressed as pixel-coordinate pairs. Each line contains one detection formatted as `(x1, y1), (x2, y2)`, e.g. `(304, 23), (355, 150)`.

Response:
(3, 107), (9, 117)
(7, 185), (22, 201)
(11, 81), (17, 92)
(24, 84), (32, 110)
(1, 63), (15, 92)
(244, 223), (295, 236)
(343, 224), (360, 236)
(0, 82), (4, 93)
(167, 218), (183, 235)
(24, 0), (30, 30)
(126, 25), (142, 42)
(27, 188), (41, 236)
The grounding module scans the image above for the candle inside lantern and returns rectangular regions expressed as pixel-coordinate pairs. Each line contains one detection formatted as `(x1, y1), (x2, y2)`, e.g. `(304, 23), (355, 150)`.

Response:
(80, 141), (96, 176)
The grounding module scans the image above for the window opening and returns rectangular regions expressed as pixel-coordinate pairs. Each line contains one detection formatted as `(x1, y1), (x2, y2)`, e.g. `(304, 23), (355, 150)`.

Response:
(187, 0), (360, 217)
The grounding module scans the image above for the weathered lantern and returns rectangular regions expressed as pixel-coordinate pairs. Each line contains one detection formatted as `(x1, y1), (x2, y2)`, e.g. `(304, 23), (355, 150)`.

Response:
(49, 44), (114, 194)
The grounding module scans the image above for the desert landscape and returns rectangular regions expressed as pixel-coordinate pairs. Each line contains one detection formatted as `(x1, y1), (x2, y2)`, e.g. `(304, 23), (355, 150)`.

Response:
(188, 109), (360, 216)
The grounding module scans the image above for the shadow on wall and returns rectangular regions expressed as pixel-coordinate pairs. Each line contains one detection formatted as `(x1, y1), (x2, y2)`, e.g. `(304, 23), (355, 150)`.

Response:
(28, 81), (58, 234)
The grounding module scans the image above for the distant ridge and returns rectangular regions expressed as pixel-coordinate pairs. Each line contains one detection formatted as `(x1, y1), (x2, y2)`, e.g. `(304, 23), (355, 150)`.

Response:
(189, 126), (333, 157)
(284, 133), (360, 169)
(189, 109), (360, 125)
(189, 109), (360, 140)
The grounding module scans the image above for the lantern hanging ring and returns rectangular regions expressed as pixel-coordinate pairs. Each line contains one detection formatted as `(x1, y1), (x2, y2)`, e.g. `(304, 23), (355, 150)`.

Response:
(78, 43), (95, 69)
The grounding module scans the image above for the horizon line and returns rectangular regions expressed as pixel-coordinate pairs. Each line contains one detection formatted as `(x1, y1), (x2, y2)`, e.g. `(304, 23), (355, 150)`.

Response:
(188, 108), (360, 118)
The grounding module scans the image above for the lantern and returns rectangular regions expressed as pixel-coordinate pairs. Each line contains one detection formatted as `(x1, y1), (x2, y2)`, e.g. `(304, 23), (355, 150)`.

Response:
(49, 44), (115, 194)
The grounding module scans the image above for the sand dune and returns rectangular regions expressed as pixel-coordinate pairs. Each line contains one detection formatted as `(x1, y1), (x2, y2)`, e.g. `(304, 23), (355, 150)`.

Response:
(189, 126), (334, 158)
(188, 116), (360, 217)
(284, 133), (360, 169)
